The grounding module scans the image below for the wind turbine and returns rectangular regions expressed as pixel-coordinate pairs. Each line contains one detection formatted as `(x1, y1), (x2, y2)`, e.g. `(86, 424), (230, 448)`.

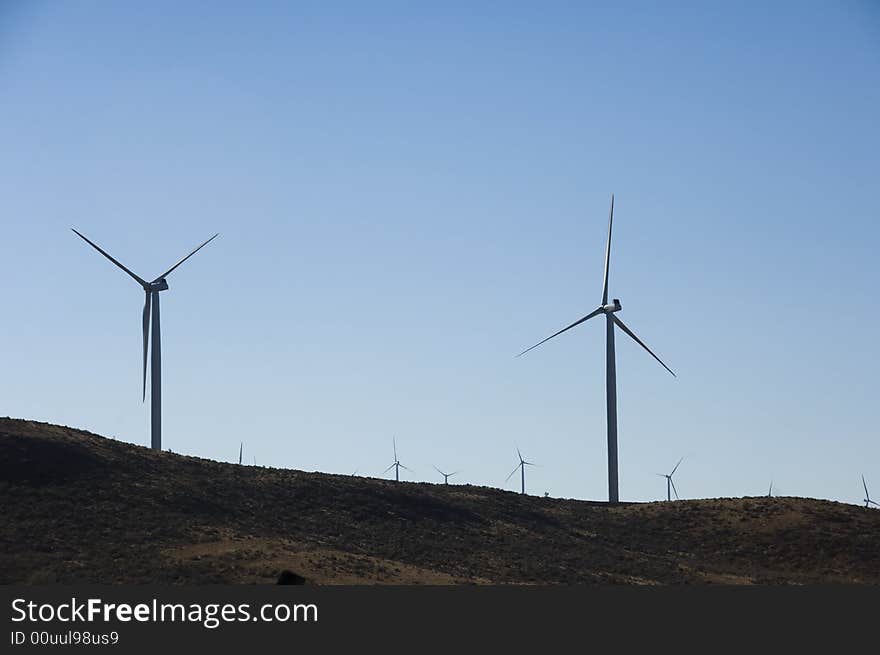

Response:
(383, 438), (412, 482)
(768, 481), (773, 498)
(657, 457), (683, 501)
(863, 476), (879, 508)
(505, 447), (537, 495)
(517, 195), (675, 503)
(72, 229), (218, 451)
(434, 466), (458, 485)
(238, 443), (243, 465)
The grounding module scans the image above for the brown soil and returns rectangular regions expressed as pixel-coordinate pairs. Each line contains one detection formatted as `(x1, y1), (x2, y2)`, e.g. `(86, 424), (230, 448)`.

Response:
(1, 418), (878, 585)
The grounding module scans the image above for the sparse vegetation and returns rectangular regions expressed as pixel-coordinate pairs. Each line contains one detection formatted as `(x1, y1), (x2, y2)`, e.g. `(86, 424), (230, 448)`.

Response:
(2, 417), (879, 585)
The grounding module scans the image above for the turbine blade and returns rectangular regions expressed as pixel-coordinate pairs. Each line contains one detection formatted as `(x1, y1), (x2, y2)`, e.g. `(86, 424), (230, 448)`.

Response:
(399, 463), (413, 472)
(670, 457), (684, 476)
(449, 472), (459, 477)
(863, 475), (869, 498)
(611, 315), (676, 377)
(382, 463), (396, 474)
(869, 500), (880, 507)
(393, 437), (397, 462)
(141, 291), (151, 401)
(72, 229), (148, 287)
(602, 193), (614, 305)
(670, 478), (679, 499)
(434, 466), (444, 476)
(516, 446), (523, 462)
(505, 464), (520, 483)
(517, 308), (603, 357)
(153, 233), (219, 282)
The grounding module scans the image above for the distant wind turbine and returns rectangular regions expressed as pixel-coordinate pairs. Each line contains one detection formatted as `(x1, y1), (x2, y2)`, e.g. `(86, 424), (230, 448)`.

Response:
(238, 442), (243, 465)
(863, 476), (879, 508)
(517, 195), (675, 503)
(72, 229), (218, 451)
(768, 481), (773, 498)
(657, 457), (683, 501)
(383, 438), (412, 482)
(434, 466), (458, 485)
(505, 447), (537, 495)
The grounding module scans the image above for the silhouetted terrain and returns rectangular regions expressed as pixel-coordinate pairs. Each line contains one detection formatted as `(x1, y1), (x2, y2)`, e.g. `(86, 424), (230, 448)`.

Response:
(1, 418), (878, 585)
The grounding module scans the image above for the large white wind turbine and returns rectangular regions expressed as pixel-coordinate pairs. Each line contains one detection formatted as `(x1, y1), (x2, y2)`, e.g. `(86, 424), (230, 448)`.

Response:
(863, 476), (879, 508)
(72, 229), (218, 451)
(434, 466), (459, 485)
(505, 447), (537, 495)
(517, 195), (675, 503)
(657, 457), (683, 501)
(383, 438), (412, 482)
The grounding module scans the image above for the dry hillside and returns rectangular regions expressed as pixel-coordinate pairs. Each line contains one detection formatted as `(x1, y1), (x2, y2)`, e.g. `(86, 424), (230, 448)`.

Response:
(1, 418), (878, 585)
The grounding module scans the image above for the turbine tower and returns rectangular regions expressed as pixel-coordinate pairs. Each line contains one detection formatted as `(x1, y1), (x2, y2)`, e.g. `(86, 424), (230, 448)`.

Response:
(657, 457), (683, 501)
(72, 229), (218, 451)
(505, 447), (537, 495)
(863, 476), (879, 508)
(434, 466), (458, 485)
(383, 438), (411, 482)
(239, 443), (243, 465)
(517, 195), (675, 503)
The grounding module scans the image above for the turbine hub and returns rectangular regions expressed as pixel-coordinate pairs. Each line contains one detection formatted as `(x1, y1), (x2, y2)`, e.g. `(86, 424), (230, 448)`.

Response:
(149, 279), (169, 292)
(602, 299), (622, 313)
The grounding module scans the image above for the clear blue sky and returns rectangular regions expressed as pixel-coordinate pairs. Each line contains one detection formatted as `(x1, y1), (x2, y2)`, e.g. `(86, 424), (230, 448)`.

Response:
(1, 1), (878, 504)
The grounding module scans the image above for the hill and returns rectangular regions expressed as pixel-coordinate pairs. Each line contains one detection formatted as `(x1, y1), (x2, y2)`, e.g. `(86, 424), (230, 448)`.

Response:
(1, 417), (878, 584)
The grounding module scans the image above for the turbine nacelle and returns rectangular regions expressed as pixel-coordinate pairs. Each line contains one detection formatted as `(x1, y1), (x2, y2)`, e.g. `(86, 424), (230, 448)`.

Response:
(601, 299), (622, 313)
(148, 279), (169, 292)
